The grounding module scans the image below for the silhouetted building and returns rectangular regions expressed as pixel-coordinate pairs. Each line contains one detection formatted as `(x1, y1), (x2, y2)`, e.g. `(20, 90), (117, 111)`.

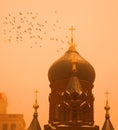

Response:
(0, 93), (26, 130)
(44, 27), (99, 130)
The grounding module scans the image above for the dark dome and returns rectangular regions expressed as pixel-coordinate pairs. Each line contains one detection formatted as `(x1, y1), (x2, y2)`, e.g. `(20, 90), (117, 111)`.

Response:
(48, 44), (95, 83)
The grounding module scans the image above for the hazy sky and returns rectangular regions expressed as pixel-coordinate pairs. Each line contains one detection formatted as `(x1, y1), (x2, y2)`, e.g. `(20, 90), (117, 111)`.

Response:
(0, 0), (118, 129)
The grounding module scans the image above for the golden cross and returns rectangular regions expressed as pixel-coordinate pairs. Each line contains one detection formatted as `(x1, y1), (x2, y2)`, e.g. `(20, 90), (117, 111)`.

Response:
(105, 91), (109, 100)
(69, 26), (75, 39)
(34, 89), (39, 100)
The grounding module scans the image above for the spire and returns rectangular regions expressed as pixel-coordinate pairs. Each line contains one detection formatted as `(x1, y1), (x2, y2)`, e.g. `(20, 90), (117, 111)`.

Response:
(102, 91), (114, 130)
(69, 26), (77, 72)
(104, 91), (110, 119)
(33, 90), (39, 116)
(28, 90), (41, 130)
(69, 26), (76, 51)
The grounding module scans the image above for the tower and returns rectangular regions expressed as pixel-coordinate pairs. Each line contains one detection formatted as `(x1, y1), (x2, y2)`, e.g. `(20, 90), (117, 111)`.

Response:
(102, 92), (114, 130)
(28, 90), (41, 130)
(0, 93), (7, 114)
(44, 27), (99, 130)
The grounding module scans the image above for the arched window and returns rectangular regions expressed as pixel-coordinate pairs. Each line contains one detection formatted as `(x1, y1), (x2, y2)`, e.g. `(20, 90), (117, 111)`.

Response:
(71, 104), (78, 121)
(2, 124), (8, 130)
(11, 124), (16, 130)
(58, 102), (69, 121)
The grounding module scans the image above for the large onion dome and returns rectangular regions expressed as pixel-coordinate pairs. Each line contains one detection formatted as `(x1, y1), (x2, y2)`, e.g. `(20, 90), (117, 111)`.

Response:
(48, 28), (95, 83)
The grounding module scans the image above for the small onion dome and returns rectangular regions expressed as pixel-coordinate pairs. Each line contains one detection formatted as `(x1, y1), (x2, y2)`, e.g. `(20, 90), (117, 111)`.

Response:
(48, 44), (95, 83)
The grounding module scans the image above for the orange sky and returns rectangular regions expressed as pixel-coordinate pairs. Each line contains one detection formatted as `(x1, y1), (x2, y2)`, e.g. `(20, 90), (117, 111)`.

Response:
(0, 0), (118, 129)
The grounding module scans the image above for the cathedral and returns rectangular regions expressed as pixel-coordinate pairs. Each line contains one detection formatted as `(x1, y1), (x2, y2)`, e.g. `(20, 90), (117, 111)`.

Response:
(0, 27), (114, 130)
(28, 27), (114, 130)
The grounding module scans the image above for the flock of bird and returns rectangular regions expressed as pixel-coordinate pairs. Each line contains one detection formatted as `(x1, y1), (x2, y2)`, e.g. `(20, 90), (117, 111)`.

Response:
(2, 11), (69, 51)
